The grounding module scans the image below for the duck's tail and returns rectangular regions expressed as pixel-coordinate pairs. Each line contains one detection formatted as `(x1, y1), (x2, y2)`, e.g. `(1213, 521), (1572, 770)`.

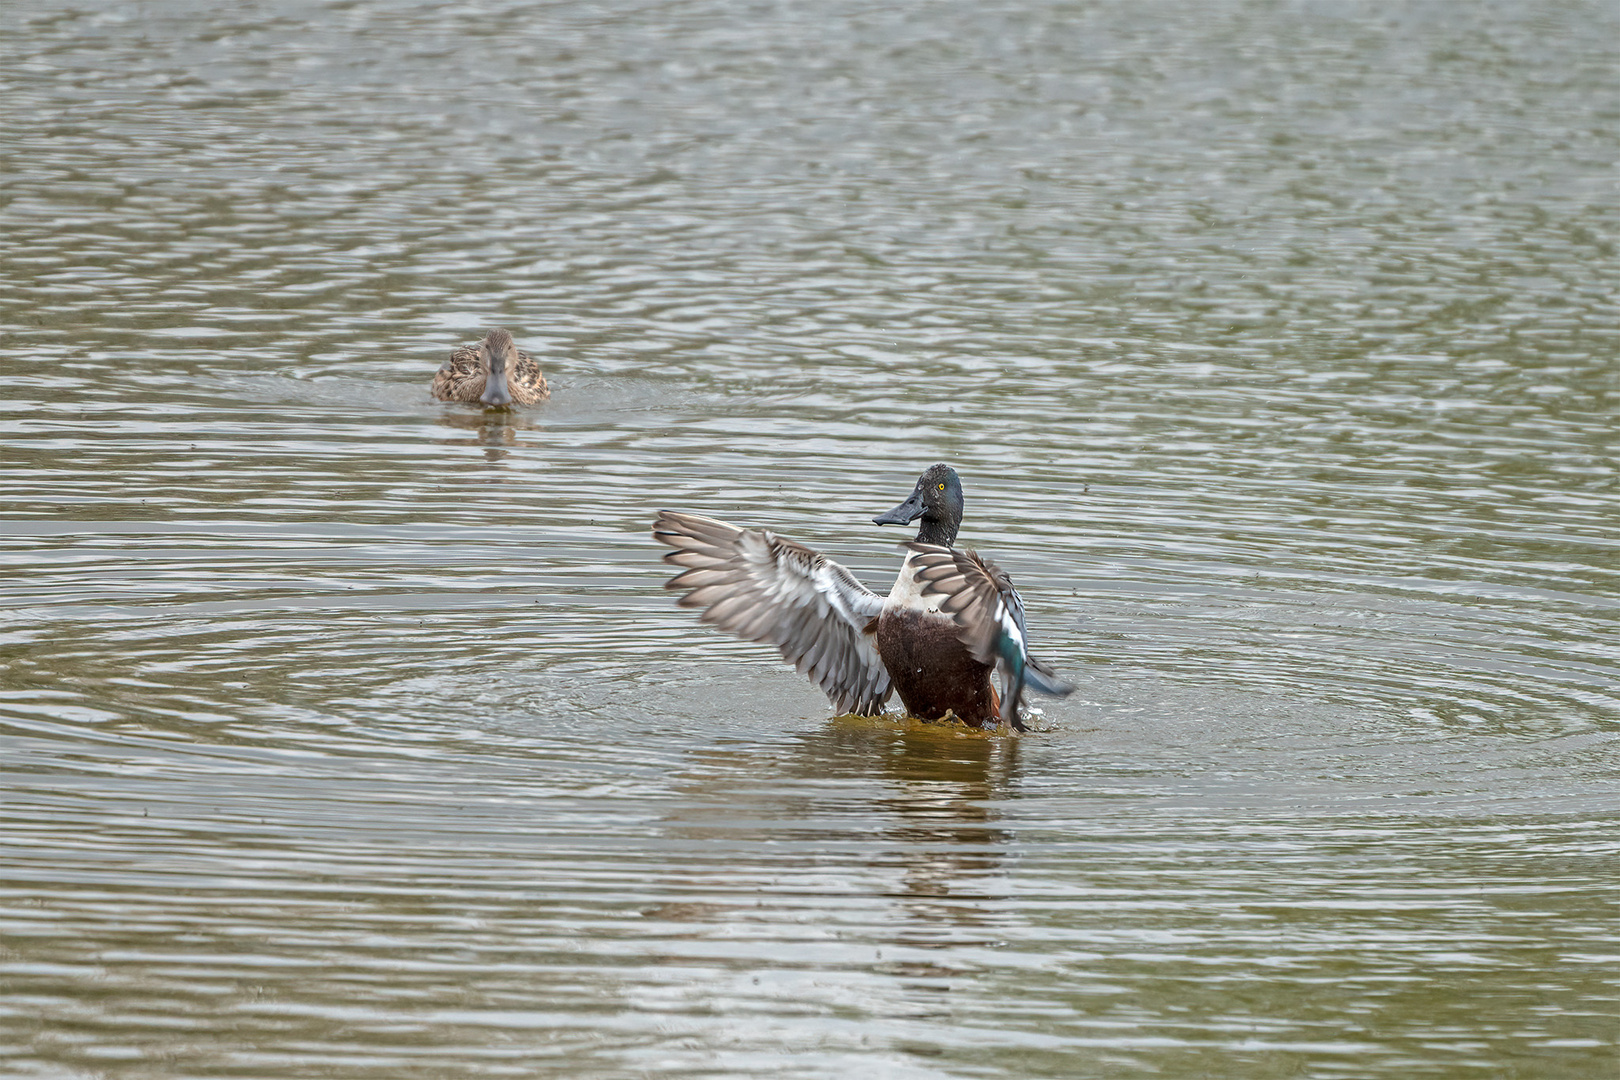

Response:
(1022, 654), (1075, 699)
(998, 651), (1075, 730)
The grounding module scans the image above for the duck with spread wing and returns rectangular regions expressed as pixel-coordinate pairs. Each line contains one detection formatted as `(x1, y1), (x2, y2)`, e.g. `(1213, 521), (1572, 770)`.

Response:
(653, 463), (1074, 730)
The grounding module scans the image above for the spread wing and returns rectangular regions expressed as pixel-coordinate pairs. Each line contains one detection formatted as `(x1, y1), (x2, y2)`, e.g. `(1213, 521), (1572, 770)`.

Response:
(654, 510), (892, 715)
(905, 542), (1074, 724)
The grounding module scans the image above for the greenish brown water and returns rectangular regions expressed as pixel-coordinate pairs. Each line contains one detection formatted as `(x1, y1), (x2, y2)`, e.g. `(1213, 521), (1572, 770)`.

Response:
(2, 1), (1618, 1077)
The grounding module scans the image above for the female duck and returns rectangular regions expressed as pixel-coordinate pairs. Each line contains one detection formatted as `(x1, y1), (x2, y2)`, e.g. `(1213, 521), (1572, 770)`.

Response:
(653, 463), (1073, 730)
(431, 329), (549, 407)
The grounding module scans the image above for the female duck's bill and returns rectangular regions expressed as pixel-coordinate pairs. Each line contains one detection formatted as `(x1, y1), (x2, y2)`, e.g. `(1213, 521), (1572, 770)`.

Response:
(430, 329), (550, 407)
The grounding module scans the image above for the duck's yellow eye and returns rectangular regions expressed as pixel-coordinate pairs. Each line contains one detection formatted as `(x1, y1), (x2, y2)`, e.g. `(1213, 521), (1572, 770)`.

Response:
(937, 482), (945, 491)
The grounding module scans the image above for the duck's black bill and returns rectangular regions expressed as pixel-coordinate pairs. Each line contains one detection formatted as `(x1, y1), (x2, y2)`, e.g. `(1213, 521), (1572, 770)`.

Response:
(873, 492), (924, 526)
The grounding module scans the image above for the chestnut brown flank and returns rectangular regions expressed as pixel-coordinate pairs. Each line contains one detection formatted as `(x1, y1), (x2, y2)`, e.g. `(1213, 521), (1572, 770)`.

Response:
(877, 608), (997, 727)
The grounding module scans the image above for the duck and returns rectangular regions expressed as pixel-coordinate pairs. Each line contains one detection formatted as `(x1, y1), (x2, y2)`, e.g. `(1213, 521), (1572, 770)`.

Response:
(431, 328), (550, 407)
(653, 463), (1074, 731)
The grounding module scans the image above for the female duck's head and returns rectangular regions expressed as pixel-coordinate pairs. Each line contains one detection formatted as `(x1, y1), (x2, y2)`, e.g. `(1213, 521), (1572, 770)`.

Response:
(477, 329), (518, 407)
(872, 463), (964, 547)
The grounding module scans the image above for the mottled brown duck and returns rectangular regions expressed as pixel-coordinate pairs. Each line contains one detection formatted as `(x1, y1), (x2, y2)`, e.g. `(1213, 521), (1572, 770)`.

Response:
(431, 329), (549, 407)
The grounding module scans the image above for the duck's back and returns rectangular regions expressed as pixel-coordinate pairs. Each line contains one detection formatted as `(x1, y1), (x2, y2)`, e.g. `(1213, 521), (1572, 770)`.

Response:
(430, 346), (485, 402)
(508, 353), (549, 403)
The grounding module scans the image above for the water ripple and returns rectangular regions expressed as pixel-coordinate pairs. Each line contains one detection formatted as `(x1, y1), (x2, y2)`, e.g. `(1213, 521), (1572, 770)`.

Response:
(3, 1), (1618, 1077)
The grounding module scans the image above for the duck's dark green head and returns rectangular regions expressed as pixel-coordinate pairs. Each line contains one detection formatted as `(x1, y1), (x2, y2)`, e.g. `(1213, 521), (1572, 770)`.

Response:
(873, 462), (964, 546)
(478, 328), (517, 407)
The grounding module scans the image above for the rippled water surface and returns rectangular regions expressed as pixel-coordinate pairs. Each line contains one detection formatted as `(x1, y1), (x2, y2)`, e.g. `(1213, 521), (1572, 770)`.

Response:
(3, 1), (1619, 1077)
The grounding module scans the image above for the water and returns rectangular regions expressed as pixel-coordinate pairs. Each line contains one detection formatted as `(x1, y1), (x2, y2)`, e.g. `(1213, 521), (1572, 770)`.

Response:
(3, 1), (1618, 1076)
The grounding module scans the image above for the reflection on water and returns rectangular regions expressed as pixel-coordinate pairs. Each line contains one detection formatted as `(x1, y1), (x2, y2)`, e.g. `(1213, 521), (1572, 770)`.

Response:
(3, 0), (1619, 1076)
(433, 404), (547, 453)
(800, 721), (1020, 928)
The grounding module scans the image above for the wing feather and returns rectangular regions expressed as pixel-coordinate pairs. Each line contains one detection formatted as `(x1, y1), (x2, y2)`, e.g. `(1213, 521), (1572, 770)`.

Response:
(654, 510), (892, 715)
(905, 541), (1074, 726)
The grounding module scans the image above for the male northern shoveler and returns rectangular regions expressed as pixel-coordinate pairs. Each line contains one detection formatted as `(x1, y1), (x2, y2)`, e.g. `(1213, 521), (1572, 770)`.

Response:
(431, 329), (550, 407)
(653, 463), (1074, 730)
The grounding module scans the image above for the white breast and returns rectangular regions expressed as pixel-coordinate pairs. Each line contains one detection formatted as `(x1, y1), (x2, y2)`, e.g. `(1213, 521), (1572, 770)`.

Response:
(884, 551), (946, 615)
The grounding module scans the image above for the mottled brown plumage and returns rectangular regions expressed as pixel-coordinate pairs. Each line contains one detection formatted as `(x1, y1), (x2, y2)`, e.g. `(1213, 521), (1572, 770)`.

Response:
(431, 329), (549, 406)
